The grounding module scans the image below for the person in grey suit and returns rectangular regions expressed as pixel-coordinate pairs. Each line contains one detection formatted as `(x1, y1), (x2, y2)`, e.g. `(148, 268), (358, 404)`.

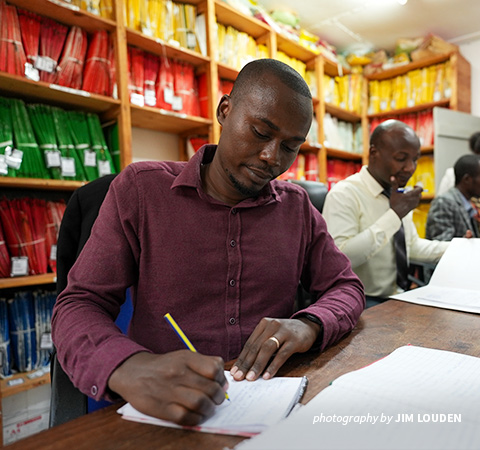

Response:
(426, 154), (480, 240)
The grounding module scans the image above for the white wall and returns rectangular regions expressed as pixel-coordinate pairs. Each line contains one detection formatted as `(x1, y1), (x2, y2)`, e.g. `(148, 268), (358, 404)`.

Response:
(131, 38), (480, 162)
(459, 38), (480, 118)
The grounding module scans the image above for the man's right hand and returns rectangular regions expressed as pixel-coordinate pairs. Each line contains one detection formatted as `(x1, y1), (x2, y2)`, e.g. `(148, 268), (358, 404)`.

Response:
(389, 176), (422, 219)
(108, 350), (228, 425)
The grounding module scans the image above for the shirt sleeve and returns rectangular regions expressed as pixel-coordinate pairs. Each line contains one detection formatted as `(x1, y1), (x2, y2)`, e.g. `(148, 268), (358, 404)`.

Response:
(407, 211), (449, 262)
(425, 197), (458, 241)
(52, 166), (151, 402)
(292, 200), (365, 352)
(322, 184), (401, 268)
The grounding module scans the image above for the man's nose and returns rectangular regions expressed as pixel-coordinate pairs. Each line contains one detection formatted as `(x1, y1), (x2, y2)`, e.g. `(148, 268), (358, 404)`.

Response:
(259, 142), (281, 166)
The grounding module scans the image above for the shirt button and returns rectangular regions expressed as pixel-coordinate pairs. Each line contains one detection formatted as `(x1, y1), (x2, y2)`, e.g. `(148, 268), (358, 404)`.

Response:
(229, 317), (236, 325)
(91, 385), (98, 396)
(229, 279), (236, 287)
(231, 208), (237, 214)
(230, 239), (236, 247)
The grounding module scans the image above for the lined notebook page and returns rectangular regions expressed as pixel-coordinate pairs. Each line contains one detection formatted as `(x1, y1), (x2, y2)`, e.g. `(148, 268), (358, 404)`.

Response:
(118, 371), (307, 437)
(235, 346), (480, 450)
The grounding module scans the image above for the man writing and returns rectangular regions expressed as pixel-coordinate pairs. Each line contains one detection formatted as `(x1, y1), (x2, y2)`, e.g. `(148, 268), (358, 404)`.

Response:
(426, 154), (480, 240)
(52, 59), (364, 426)
(323, 119), (448, 307)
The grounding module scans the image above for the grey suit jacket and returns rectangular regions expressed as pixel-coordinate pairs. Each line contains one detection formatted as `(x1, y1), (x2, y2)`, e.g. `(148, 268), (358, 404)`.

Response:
(426, 187), (479, 240)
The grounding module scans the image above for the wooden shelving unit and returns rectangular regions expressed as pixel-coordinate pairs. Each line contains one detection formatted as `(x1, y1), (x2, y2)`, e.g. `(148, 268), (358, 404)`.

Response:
(0, 3), (472, 442)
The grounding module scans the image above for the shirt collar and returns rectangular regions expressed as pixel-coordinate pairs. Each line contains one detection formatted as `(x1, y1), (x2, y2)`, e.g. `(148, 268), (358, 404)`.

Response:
(171, 144), (280, 207)
(359, 165), (386, 198)
(456, 187), (476, 217)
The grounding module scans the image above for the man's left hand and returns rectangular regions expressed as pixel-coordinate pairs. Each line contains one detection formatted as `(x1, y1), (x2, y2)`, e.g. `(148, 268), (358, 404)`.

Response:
(230, 317), (321, 381)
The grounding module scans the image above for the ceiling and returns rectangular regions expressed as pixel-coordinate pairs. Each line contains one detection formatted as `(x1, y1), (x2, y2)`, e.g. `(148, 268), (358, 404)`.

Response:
(257, 0), (480, 55)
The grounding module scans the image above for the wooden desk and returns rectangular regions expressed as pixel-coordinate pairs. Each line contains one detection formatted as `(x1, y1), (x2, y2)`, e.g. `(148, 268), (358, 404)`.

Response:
(8, 300), (480, 449)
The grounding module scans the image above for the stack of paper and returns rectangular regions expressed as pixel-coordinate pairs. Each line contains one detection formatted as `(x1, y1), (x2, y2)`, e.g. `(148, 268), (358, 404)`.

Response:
(391, 238), (480, 313)
(118, 371), (307, 437)
(235, 346), (480, 450)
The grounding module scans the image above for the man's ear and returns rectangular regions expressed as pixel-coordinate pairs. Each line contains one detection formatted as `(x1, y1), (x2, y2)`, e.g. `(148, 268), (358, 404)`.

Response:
(216, 94), (231, 126)
(369, 144), (377, 161)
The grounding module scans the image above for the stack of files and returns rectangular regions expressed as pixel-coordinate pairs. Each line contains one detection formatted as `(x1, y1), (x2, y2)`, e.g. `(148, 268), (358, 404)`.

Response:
(7, 291), (37, 373)
(235, 345), (480, 450)
(0, 298), (12, 376)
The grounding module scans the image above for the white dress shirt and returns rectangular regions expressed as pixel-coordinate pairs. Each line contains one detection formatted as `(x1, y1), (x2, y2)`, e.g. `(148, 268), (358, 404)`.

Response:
(323, 166), (449, 298)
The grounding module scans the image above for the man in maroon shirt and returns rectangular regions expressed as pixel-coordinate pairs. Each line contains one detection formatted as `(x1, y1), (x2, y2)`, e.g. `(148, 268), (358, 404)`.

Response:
(52, 59), (365, 427)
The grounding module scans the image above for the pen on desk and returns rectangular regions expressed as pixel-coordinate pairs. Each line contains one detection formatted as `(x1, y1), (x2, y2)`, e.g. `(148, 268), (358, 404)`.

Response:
(164, 313), (230, 401)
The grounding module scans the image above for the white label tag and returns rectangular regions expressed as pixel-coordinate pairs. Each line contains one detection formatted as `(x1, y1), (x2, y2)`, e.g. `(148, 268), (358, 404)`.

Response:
(144, 89), (157, 106)
(50, 244), (57, 261)
(7, 378), (25, 387)
(35, 56), (56, 73)
(98, 160), (112, 177)
(172, 96), (183, 111)
(130, 93), (145, 107)
(6, 148), (23, 169)
(61, 157), (76, 177)
(187, 31), (196, 49)
(0, 155), (7, 175)
(164, 87), (174, 105)
(11, 256), (29, 277)
(84, 150), (97, 167)
(45, 150), (62, 168)
(24, 62), (40, 82)
(40, 333), (53, 350)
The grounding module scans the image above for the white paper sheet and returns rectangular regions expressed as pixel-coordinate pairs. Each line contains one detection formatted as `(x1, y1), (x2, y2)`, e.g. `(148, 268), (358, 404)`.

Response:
(391, 238), (480, 313)
(118, 371), (307, 437)
(234, 346), (480, 450)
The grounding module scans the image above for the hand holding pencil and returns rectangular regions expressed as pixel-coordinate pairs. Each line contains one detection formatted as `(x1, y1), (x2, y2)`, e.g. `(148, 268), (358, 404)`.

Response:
(107, 323), (228, 426)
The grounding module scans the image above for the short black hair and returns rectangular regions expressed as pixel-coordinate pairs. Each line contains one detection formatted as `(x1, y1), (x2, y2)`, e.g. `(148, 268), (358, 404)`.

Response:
(454, 154), (480, 185)
(230, 58), (312, 101)
(469, 131), (480, 155)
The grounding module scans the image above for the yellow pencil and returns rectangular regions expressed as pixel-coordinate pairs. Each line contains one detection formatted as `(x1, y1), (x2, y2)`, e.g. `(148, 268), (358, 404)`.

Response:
(164, 313), (230, 401)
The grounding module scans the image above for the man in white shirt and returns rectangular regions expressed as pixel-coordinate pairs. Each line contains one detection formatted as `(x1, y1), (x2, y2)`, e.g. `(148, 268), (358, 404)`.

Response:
(323, 120), (449, 307)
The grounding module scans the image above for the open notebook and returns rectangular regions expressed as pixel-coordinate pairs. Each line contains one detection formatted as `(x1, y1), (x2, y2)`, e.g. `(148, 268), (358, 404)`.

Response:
(235, 345), (480, 450)
(117, 371), (307, 437)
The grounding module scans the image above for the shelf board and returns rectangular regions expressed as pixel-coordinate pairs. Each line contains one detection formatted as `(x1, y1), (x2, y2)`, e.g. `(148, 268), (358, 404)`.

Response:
(0, 72), (120, 114)
(301, 143), (322, 153)
(323, 57), (350, 77)
(0, 370), (50, 399)
(130, 104), (212, 134)
(421, 145), (434, 154)
(6, 0), (116, 33)
(0, 176), (86, 191)
(276, 34), (317, 63)
(217, 63), (239, 81)
(365, 53), (454, 80)
(368, 99), (450, 119)
(326, 148), (363, 161)
(126, 29), (210, 68)
(420, 193), (434, 202)
(214, 0), (270, 39)
(0, 273), (56, 290)
(325, 103), (362, 122)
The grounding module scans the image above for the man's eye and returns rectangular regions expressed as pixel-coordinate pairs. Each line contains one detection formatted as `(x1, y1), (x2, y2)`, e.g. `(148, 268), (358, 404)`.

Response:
(253, 128), (268, 139)
(282, 143), (296, 153)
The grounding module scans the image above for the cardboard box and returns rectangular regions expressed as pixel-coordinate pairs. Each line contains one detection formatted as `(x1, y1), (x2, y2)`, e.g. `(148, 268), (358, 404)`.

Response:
(2, 384), (50, 445)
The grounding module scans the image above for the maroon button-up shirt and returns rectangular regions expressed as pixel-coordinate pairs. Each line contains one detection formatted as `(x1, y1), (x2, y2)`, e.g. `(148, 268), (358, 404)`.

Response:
(52, 145), (364, 401)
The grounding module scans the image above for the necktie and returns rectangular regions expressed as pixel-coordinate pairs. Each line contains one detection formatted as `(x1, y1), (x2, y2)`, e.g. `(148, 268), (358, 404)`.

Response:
(382, 189), (410, 291)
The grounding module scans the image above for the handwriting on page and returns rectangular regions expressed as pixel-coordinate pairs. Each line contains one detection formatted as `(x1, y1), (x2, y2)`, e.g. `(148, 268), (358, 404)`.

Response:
(202, 373), (302, 430)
